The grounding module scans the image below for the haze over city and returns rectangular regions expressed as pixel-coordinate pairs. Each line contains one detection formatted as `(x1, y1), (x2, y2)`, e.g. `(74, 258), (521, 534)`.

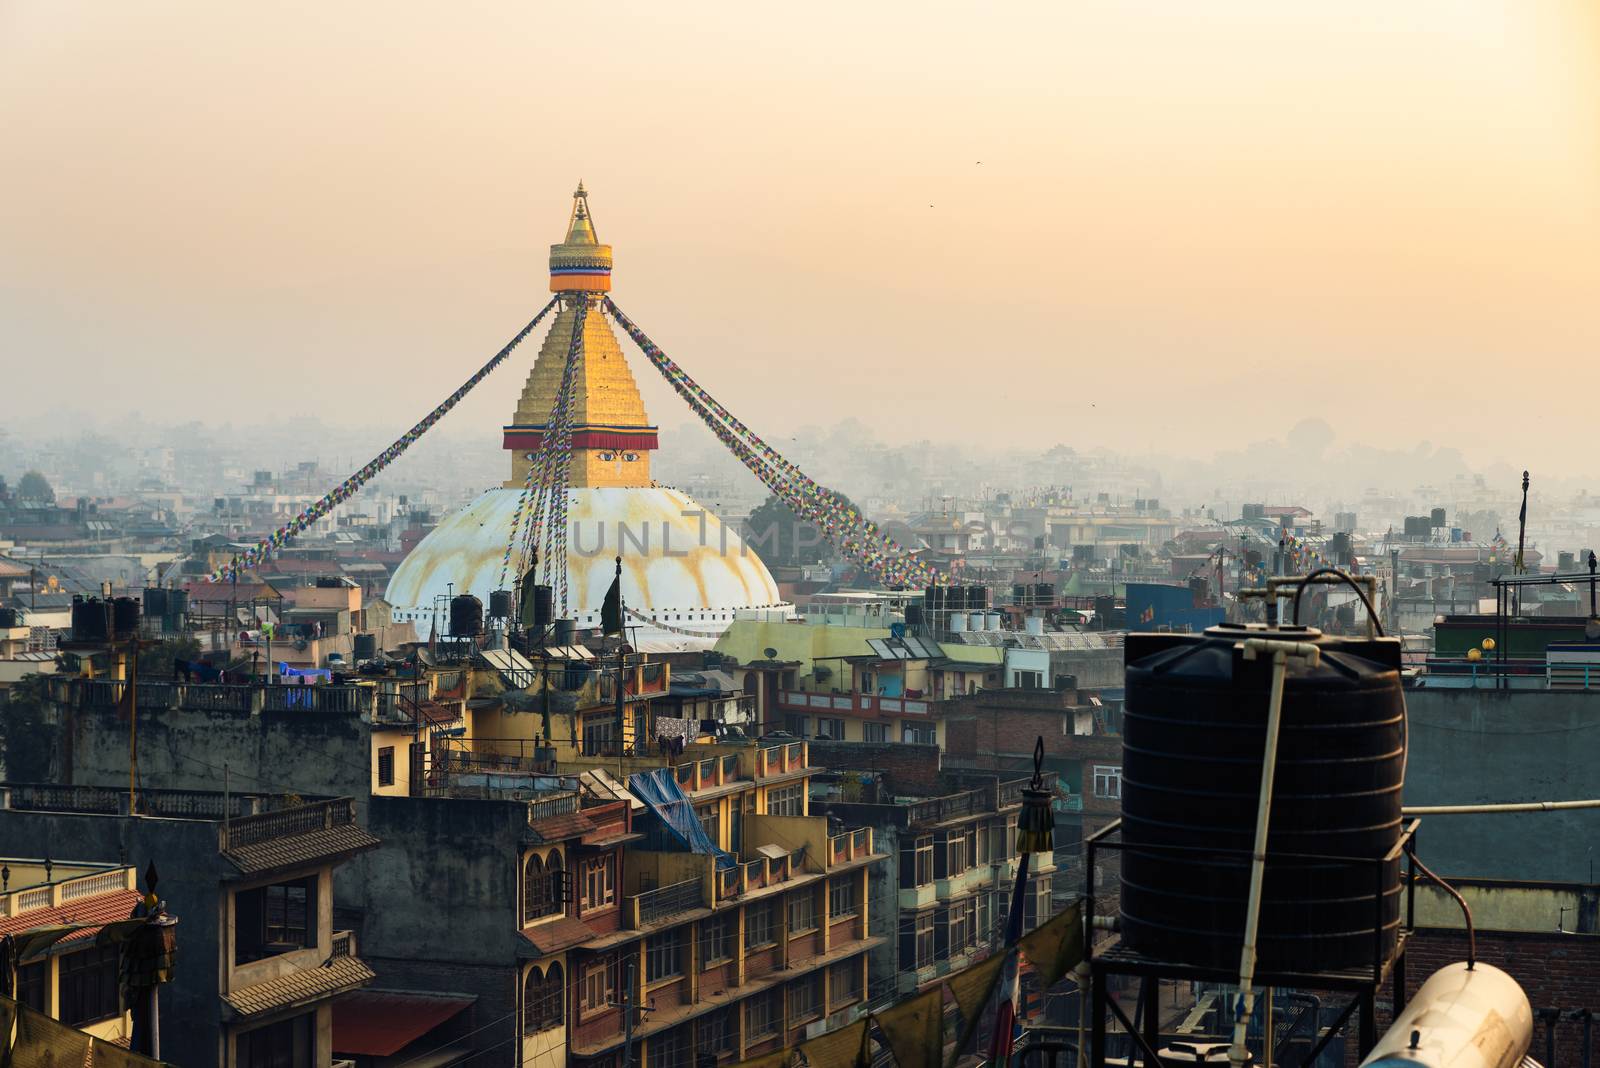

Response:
(4, 1), (1599, 476)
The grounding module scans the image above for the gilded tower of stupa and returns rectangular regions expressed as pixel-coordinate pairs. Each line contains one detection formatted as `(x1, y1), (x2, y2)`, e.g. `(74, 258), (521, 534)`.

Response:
(385, 185), (793, 644)
(502, 184), (659, 490)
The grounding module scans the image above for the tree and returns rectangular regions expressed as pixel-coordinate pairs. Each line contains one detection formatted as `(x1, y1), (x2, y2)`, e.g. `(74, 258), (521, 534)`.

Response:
(744, 494), (836, 568)
(16, 470), (54, 502)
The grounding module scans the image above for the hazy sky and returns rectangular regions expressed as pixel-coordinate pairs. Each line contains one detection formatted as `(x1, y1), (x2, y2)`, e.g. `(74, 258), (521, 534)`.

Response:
(3, 2), (1597, 478)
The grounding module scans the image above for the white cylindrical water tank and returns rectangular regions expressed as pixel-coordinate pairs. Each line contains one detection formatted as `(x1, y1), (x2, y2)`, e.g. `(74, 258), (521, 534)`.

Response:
(985, 611), (1001, 631)
(1359, 962), (1531, 1068)
(1025, 616), (1045, 636)
(950, 613), (967, 632)
(969, 612), (985, 632)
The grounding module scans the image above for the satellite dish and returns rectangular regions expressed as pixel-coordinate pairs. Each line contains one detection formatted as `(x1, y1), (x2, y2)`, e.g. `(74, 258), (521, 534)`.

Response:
(763, 647), (778, 659)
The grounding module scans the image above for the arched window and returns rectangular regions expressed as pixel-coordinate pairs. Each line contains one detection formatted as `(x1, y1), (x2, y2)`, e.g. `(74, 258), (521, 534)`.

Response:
(523, 854), (545, 924)
(542, 962), (565, 1030)
(524, 851), (563, 923)
(546, 852), (565, 917)
(522, 968), (542, 1033)
(743, 672), (757, 696)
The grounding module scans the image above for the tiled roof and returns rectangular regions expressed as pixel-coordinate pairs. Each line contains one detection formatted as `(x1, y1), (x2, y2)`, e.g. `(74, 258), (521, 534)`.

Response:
(223, 954), (375, 1019)
(526, 811), (595, 843)
(0, 889), (142, 950)
(519, 916), (596, 956)
(223, 824), (381, 878)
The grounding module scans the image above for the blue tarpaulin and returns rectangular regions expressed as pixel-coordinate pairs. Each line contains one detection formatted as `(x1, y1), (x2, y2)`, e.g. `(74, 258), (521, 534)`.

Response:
(628, 768), (736, 870)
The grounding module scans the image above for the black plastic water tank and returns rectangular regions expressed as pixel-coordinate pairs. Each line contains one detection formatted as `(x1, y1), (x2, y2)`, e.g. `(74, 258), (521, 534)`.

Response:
(488, 590), (514, 619)
(143, 588), (169, 618)
(551, 619), (575, 646)
(353, 633), (377, 661)
(167, 589), (188, 618)
(530, 585), (554, 632)
(71, 596), (112, 642)
(111, 596), (141, 638)
(0, 607), (18, 628)
(449, 594), (483, 637)
(904, 604), (924, 626)
(924, 585), (945, 611)
(1119, 623), (1405, 973)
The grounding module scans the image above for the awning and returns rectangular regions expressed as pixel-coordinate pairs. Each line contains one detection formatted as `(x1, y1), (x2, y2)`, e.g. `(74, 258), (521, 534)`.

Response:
(334, 991), (475, 1057)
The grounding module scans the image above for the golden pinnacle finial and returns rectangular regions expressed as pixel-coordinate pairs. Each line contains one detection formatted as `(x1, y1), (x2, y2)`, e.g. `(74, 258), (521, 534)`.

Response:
(573, 180), (588, 219)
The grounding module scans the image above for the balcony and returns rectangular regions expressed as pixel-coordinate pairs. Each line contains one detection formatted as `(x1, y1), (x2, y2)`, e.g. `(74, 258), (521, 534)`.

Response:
(219, 797), (357, 851)
(49, 677), (373, 716)
(714, 847), (808, 903)
(1, 864), (134, 919)
(777, 690), (931, 717)
(754, 741), (809, 779)
(826, 827), (873, 869)
(630, 877), (705, 928)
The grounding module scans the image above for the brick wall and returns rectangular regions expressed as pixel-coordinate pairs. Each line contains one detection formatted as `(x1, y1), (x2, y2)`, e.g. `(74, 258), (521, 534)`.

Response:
(807, 739), (942, 795)
(1403, 927), (1600, 1058)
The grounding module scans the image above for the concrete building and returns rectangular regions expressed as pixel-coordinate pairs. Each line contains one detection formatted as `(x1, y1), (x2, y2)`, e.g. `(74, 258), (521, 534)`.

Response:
(808, 742), (1054, 1003)
(0, 785), (379, 1068)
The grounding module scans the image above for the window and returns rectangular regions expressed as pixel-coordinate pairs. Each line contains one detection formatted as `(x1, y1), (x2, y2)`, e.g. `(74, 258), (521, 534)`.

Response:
(898, 911), (935, 970)
(698, 1008), (737, 1056)
(828, 876), (858, 919)
(524, 851), (564, 922)
(696, 804), (720, 849)
(582, 715), (617, 756)
(949, 897), (976, 954)
(59, 945), (120, 1026)
(902, 723), (936, 745)
(523, 963), (565, 1032)
(17, 959), (47, 1014)
(816, 717), (846, 740)
(746, 900), (778, 947)
(1016, 670), (1044, 690)
(699, 913), (736, 964)
(745, 989), (780, 1040)
(1093, 764), (1122, 800)
(646, 931), (683, 983)
(787, 974), (821, 1023)
(650, 1027), (691, 1068)
(237, 1012), (314, 1068)
(938, 826), (972, 878)
(377, 745), (395, 786)
(829, 959), (863, 1006)
(581, 855), (616, 912)
(235, 877), (317, 964)
(766, 783), (804, 817)
(787, 888), (818, 933)
(900, 835), (934, 889)
(784, 713), (809, 737)
(863, 722), (888, 743)
(580, 955), (618, 1014)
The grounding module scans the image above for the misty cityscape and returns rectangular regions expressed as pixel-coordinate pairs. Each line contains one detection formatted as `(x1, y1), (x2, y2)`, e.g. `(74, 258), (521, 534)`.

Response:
(3, 4), (1599, 1068)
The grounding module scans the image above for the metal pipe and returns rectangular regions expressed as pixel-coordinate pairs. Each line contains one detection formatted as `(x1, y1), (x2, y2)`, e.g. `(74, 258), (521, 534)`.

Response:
(1403, 799), (1600, 814)
(1229, 638), (1321, 1068)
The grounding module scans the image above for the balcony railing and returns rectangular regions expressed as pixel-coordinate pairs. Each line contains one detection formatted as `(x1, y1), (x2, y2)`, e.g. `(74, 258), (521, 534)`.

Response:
(50, 677), (372, 716)
(827, 827), (874, 868)
(777, 690), (931, 717)
(526, 792), (580, 825)
(633, 878), (704, 927)
(219, 797), (356, 851)
(754, 741), (809, 779)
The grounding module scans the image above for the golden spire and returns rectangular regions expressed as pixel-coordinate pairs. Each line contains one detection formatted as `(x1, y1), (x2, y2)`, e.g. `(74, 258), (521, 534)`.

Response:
(565, 180), (597, 245)
(550, 180), (612, 293)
